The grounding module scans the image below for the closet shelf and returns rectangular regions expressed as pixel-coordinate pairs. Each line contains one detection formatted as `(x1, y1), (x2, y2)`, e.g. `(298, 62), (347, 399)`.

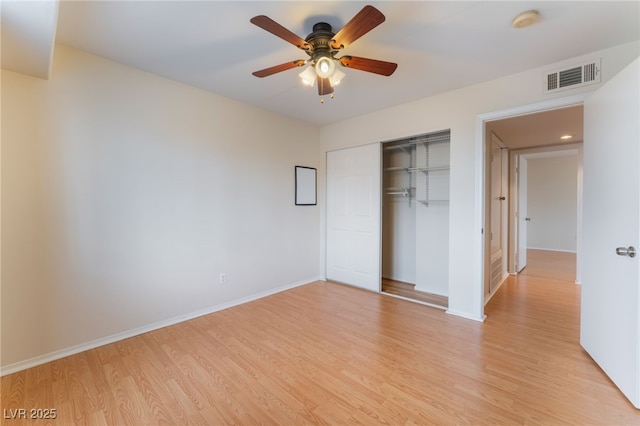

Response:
(384, 166), (450, 173)
(408, 166), (450, 173)
(383, 130), (450, 209)
(385, 187), (412, 196)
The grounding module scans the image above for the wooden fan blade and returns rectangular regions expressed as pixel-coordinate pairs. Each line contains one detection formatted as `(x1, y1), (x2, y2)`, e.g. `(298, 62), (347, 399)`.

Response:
(317, 77), (334, 96)
(250, 15), (309, 50)
(331, 5), (385, 49)
(339, 56), (397, 76)
(252, 60), (306, 78)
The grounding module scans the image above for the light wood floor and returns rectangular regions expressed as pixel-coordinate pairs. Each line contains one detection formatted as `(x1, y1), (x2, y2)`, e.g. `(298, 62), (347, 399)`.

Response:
(3, 265), (639, 424)
(521, 248), (577, 282)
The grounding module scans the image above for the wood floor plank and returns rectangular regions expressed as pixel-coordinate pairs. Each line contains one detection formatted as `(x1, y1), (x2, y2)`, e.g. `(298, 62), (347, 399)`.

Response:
(2, 253), (639, 425)
(382, 278), (449, 308)
(521, 248), (577, 282)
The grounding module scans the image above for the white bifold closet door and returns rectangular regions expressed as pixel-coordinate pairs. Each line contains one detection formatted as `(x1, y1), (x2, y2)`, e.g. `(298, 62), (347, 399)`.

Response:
(326, 143), (381, 292)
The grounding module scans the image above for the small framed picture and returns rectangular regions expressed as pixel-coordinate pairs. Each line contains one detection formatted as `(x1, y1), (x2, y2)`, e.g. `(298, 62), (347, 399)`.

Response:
(295, 166), (317, 206)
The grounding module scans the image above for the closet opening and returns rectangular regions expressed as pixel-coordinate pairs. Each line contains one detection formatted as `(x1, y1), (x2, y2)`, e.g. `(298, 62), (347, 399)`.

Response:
(381, 130), (451, 309)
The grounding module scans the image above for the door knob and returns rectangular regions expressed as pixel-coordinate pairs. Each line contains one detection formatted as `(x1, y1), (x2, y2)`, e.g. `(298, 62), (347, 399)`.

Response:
(525, 217), (531, 221)
(616, 246), (636, 258)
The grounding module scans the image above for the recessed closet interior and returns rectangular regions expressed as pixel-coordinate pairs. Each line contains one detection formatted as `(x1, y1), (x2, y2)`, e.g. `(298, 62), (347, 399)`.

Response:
(381, 130), (451, 308)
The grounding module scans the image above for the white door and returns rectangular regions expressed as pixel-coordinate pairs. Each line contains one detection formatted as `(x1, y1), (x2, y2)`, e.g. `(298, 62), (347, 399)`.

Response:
(516, 156), (528, 272)
(326, 143), (381, 292)
(581, 57), (640, 408)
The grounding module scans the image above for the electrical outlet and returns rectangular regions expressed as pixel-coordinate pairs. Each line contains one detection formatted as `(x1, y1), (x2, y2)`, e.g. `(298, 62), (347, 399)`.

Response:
(219, 273), (226, 284)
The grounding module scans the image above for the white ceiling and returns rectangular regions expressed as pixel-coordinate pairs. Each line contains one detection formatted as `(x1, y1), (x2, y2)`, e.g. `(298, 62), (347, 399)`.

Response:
(2, 1), (639, 141)
(53, 1), (639, 125)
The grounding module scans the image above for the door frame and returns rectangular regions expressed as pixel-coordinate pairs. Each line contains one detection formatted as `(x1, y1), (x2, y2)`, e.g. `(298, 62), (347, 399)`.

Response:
(508, 144), (583, 280)
(475, 93), (588, 318)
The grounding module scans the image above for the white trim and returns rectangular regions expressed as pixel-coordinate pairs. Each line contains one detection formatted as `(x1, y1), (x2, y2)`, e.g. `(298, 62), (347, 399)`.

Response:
(471, 110), (487, 321)
(446, 309), (487, 322)
(0, 277), (321, 376)
(475, 93), (589, 320)
(478, 94), (589, 124)
(526, 246), (577, 253)
(512, 145), (581, 157)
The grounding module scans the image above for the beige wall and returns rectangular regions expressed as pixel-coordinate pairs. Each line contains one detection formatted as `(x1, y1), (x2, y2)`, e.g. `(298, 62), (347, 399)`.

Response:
(1, 45), (322, 369)
(527, 154), (579, 252)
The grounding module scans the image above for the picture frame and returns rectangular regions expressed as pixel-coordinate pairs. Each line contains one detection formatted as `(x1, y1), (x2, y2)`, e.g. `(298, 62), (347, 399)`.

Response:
(295, 166), (317, 206)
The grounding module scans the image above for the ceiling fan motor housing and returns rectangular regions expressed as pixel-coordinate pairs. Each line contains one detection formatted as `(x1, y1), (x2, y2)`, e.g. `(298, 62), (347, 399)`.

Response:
(305, 22), (338, 61)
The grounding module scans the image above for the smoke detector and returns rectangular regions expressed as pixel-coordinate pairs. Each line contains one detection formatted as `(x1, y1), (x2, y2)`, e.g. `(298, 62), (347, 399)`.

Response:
(512, 10), (539, 28)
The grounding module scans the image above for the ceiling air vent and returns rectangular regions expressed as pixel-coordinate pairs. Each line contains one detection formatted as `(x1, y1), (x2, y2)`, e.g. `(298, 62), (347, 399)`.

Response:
(544, 58), (601, 94)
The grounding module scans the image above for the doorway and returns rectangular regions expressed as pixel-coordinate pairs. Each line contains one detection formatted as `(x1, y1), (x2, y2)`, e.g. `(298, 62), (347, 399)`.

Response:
(483, 104), (584, 303)
(510, 147), (582, 281)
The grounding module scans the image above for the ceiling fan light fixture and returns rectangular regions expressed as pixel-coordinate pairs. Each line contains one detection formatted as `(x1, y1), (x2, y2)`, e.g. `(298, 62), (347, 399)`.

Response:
(251, 5), (397, 99)
(330, 68), (346, 86)
(315, 56), (335, 78)
(298, 66), (316, 86)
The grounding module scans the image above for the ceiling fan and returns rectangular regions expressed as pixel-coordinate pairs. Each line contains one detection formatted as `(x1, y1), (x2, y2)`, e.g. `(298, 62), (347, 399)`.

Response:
(250, 5), (397, 100)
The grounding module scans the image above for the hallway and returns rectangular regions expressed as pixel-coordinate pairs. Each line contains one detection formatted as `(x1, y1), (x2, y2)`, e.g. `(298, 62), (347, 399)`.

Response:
(520, 248), (577, 282)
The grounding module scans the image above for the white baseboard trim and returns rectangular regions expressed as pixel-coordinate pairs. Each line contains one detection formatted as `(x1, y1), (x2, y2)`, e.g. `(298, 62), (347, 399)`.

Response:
(446, 309), (487, 322)
(527, 247), (577, 253)
(0, 276), (321, 377)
